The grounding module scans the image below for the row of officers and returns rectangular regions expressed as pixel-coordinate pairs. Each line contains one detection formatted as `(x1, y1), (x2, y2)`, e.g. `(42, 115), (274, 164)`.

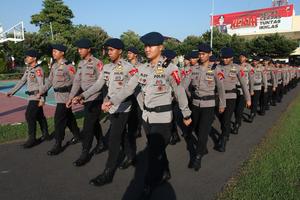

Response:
(6, 32), (300, 199)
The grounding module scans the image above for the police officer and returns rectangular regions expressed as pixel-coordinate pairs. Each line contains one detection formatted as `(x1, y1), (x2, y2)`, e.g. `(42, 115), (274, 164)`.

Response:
(262, 56), (277, 110)
(162, 49), (181, 145)
(72, 38), (137, 185)
(217, 47), (251, 152)
(274, 60), (284, 103)
(39, 44), (81, 155)
(249, 56), (267, 122)
(185, 43), (226, 171)
(127, 46), (143, 139)
(66, 38), (106, 166)
(104, 32), (192, 198)
(232, 52), (254, 134)
(6, 49), (50, 148)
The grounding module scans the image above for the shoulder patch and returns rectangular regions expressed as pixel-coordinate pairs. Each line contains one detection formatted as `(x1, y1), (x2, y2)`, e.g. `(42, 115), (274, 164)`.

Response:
(240, 69), (245, 77)
(250, 68), (255, 75)
(129, 68), (138, 76)
(36, 69), (43, 77)
(217, 71), (225, 80)
(171, 70), (181, 85)
(68, 66), (76, 74)
(97, 61), (104, 72)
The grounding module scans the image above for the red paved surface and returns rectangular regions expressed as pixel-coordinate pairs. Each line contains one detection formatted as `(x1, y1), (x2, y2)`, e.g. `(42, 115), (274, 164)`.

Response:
(0, 93), (83, 125)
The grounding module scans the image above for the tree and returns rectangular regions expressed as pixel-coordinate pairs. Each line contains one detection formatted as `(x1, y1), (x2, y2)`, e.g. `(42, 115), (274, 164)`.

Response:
(179, 35), (203, 55)
(120, 30), (144, 54)
(31, 0), (74, 38)
(247, 34), (298, 58)
(202, 28), (232, 56)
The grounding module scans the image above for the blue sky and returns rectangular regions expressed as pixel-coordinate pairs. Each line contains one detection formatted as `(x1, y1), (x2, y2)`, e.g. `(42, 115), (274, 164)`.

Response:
(1, 0), (299, 41)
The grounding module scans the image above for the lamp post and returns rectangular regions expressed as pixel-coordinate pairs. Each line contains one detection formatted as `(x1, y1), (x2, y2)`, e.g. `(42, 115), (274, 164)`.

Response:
(210, 0), (215, 48)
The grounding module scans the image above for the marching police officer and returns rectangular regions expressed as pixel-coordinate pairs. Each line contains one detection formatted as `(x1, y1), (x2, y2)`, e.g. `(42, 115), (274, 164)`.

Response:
(104, 32), (192, 198)
(6, 49), (50, 148)
(274, 60), (284, 103)
(39, 44), (81, 155)
(162, 49), (182, 145)
(217, 47), (251, 152)
(72, 38), (137, 186)
(185, 43), (226, 171)
(66, 38), (106, 166)
(232, 52), (254, 134)
(249, 56), (267, 122)
(127, 46), (143, 139)
(262, 56), (277, 110)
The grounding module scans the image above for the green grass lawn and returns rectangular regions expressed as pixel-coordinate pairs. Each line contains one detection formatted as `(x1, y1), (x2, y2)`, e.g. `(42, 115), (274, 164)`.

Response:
(218, 96), (300, 200)
(0, 112), (85, 144)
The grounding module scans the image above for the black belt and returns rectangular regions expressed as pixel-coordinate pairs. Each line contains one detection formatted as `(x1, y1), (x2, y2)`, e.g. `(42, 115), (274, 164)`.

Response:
(236, 85), (242, 89)
(225, 89), (237, 93)
(193, 95), (215, 101)
(144, 104), (172, 113)
(53, 85), (72, 93)
(25, 90), (39, 95)
(254, 83), (261, 86)
(267, 80), (272, 84)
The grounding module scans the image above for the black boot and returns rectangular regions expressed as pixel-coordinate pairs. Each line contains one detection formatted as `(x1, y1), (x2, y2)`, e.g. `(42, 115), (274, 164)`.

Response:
(231, 123), (240, 134)
(217, 136), (227, 152)
(40, 120), (50, 141)
(119, 157), (136, 170)
(192, 154), (202, 171)
(169, 131), (181, 145)
(69, 137), (80, 145)
(73, 149), (91, 167)
(249, 113), (255, 123)
(188, 157), (195, 169)
(23, 136), (38, 149)
(47, 140), (62, 156)
(89, 168), (115, 186)
(161, 167), (171, 183)
(92, 139), (107, 155)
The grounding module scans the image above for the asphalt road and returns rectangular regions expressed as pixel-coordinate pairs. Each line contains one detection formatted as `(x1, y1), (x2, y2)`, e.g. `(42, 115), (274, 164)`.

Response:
(1, 85), (299, 200)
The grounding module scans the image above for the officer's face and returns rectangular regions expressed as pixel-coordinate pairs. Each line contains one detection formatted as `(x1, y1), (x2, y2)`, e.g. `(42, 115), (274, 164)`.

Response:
(253, 60), (258, 67)
(52, 49), (64, 60)
(107, 47), (122, 62)
(190, 58), (198, 66)
(239, 55), (247, 63)
(199, 52), (211, 64)
(222, 57), (233, 65)
(25, 56), (36, 66)
(184, 59), (190, 66)
(78, 48), (91, 59)
(263, 61), (269, 66)
(144, 45), (163, 60)
(127, 51), (137, 61)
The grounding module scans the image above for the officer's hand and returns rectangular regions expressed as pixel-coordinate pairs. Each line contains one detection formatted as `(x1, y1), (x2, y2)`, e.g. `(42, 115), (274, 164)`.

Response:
(219, 107), (225, 113)
(66, 99), (73, 108)
(72, 96), (81, 105)
(6, 92), (12, 97)
(101, 101), (112, 113)
(38, 100), (45, 107)
(246, 100), (251, 108)
(251, 92), (254, 96)
(183, 117), (192, 126)
(273, 87), (276, 92)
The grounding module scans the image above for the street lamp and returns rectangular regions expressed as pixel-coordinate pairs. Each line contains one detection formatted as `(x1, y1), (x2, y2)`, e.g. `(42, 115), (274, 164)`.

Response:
(210, 0), (215, 48)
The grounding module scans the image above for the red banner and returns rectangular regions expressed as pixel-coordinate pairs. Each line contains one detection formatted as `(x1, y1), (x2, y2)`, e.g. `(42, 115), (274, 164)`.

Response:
(212, 4), (294, 29)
